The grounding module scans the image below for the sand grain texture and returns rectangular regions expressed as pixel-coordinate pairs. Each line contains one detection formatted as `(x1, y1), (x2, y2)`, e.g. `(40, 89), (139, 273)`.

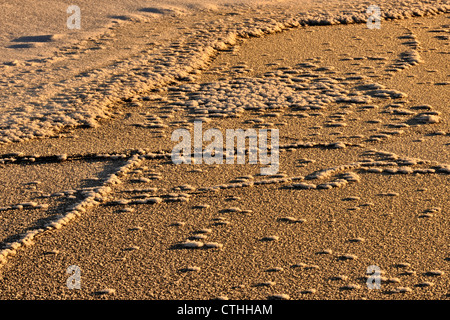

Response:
(0, 0), (449, 300)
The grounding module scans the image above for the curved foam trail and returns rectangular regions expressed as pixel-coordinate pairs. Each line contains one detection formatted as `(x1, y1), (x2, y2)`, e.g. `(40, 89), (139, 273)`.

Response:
(0, 153), (144, 269)
(1, 142), (449, 270)
(0, 0), (316, 64)
(0, 0), (448, 146)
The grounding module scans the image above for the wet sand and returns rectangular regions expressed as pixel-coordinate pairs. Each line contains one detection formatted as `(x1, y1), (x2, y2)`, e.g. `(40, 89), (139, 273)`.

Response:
(0, 1), (449, 300)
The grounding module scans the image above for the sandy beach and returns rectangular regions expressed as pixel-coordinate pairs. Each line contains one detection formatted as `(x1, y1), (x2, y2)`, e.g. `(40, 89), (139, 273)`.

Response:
(0, 0), (449, 300)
